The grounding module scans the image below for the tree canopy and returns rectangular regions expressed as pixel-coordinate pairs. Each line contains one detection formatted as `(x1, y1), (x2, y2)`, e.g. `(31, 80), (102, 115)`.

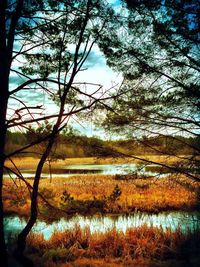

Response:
(100, 0), (200, 179)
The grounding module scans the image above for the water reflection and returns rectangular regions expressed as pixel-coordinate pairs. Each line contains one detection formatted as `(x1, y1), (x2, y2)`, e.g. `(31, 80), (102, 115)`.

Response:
(4, 212), (200, 241)
(65, 163), (159, 176)
(4, 163), (167, 179)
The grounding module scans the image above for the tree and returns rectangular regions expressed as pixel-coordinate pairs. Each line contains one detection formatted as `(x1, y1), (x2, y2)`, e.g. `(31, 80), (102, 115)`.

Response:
(0, 0), (123, 265)
(101, 0), (200, 181)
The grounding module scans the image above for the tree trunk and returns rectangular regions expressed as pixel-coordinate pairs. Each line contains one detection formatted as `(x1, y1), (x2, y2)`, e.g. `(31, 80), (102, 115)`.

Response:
(0, 1), (9, 266)
(14, 138), (56, 259)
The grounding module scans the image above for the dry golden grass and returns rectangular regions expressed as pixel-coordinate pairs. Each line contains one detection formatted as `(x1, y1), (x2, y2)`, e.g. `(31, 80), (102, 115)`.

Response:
(3, 173), (198, 217)
(4, 156), (200, 267)
(26, 226), (200, 267)
(5, 154), (188, 170)
(54, 175), (196, 211)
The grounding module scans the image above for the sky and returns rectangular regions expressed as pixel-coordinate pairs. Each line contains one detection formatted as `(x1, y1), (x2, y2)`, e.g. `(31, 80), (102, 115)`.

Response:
(8, 0), (124, 139)
(9, 0), (197, 139)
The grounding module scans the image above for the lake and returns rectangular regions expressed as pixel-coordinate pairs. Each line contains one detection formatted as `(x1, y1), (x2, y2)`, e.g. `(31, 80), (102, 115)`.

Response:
(4, 211), (200, 242)
(4, 163), (169, 179)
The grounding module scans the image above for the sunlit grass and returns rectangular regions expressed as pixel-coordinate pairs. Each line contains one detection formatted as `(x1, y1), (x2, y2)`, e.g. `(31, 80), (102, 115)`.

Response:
(25, 226), (200, 267)
(4, 156), (200, 266)
(3, 173), (197, 217)
(5, 155), (188, 170)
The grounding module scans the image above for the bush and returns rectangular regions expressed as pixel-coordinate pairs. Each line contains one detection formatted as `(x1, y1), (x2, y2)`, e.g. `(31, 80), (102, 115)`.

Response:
(66, 199), (106, 214)
(108, 184), (122, 202)
(60, 192), (106, 214)
(60, 190), (74, 205)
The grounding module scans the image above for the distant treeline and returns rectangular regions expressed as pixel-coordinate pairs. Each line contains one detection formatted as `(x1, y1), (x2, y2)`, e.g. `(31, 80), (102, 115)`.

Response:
(5, 130), (199, 158)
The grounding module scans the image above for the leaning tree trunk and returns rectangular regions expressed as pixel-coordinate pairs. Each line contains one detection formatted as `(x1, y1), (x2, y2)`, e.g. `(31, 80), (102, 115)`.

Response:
(14, 137), (56, 261)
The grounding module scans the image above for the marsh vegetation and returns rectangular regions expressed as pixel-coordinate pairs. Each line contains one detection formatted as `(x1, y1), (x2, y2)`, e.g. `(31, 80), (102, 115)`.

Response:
(3, 155), (200, 267)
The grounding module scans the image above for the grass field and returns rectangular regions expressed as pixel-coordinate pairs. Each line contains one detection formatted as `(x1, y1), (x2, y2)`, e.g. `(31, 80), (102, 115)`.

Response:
(3, 173), (198, 218)
(24, 225), (200, 267)
(3, 156), (200, 267)
(5, 155), (189, 170)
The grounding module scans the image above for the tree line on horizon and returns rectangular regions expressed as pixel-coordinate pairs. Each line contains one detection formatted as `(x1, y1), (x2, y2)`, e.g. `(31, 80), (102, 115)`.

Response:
(5, 129), (199, 158)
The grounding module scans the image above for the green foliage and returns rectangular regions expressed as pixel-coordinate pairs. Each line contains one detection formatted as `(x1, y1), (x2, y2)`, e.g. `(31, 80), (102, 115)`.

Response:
(100, 0), (200, 179)
(104, 0), (200, 119)
(52, 87), (84, 108)
(26, 120), (54, 143)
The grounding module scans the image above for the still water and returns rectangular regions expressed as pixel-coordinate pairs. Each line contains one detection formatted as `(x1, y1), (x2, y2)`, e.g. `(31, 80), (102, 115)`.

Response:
(4, 163), (167, 179)
(65, 163), (139, 174)
(4, 212), (200, 242)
